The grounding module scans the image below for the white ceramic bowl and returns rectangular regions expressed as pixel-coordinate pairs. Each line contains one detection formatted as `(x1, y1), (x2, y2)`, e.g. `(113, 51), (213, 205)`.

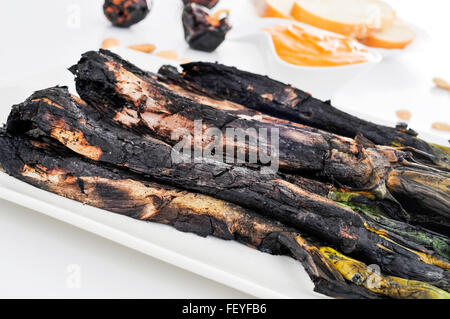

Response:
(229, 18), (382, 99)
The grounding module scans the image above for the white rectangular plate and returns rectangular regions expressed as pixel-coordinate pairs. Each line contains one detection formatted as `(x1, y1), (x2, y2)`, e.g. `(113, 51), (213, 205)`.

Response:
(0, 47), (446, 299)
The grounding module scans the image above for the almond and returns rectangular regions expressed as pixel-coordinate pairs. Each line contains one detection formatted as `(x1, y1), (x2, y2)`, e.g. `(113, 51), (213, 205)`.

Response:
(433, 77), (450, 91)
(155, 50), (179, 60)
(432, 122), (450, 132)
(102, 38), (120, 49)
(395, 109), (412, 121)
(177, 58), (192, 64)
(128, 43), (156, 53)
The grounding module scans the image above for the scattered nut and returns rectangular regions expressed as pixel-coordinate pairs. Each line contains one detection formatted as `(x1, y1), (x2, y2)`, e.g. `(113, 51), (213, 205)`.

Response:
(128, 43), (156, 53)
(155, 50), (179, 60)
(395, 109), (412, 121)
(432, 122), (450, 132)
(102, 37), (120, 49)
(177, 58), (192, 64)
(433, 77), (450, 91)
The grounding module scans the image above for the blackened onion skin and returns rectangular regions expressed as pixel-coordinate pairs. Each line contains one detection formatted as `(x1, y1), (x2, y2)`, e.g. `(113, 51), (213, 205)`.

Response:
(103, 0), (151, 28)
(182, 4), (231, 52)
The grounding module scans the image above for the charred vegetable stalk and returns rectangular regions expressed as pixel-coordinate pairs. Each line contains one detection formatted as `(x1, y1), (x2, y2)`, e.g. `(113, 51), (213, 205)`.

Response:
(69, 50), (449, 232)
(103, 0), (151, 28)
(319, 246), (450, 299)
(182, 4), (231, 52)
(331, 191), (450, 261)
(6, 86), (450, 290)
(2, 133), (450, 299)
(168, 61), (450, 164)
(0, 133), (378, 299)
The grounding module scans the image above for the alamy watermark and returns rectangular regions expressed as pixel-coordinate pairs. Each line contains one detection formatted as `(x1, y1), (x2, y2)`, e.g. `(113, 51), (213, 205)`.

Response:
(67, 4), (81, 29)
(366, 264), (382, 289)
(171, 120), (280, 174)
(66, 264), (81, 289)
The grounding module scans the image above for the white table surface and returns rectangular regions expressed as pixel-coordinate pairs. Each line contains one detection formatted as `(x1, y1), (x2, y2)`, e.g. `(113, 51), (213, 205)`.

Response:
(0, 0), (449, 298)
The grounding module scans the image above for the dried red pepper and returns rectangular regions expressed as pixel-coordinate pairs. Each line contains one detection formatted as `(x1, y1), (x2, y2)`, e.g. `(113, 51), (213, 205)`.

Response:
(182, 4), (231, 52)
(103, 0), (151, 28)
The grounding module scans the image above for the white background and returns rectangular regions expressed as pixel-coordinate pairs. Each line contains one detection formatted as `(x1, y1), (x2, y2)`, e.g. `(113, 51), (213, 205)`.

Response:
(0, 0), (449, 298)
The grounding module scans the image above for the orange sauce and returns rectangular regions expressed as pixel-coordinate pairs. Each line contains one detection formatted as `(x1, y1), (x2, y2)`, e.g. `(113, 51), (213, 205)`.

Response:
(265, 24), (372, 67)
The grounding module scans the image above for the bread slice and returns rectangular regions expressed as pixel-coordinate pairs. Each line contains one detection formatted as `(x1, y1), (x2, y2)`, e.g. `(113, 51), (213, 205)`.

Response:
(254, 0), (295, 19)
(291, 0), (396, 38)
(361, 19), (415, 49)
